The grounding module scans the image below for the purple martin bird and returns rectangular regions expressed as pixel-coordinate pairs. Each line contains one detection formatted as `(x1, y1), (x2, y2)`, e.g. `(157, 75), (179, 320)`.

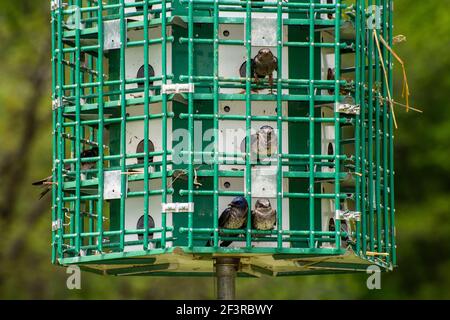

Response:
(206, 196), (249, 247)
(239, 48), (278, 94)
(32, 147), (99, 199)
(251, 199), (277, 231)
(240, 125), (278, 161)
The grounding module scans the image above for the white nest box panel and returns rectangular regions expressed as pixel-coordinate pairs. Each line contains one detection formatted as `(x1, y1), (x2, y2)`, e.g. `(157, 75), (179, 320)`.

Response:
(217, 100), (288, 172)
(218, 24), (289, 95)
(320, 183), (335, 248)
(124, 0), (173, 20)
(217, 177), (290, 248)
(320, 105), (336, 173)
(124, 179), (173, 252)
(125, 102), (173, 169)
(125, 26), (173, 99)
(218, 1), (288, 19)
(320, 37), (336, 96)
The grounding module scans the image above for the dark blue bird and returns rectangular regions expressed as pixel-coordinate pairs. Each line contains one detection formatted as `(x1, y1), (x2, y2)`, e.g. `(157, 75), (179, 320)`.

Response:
(206, 196), (249, 247)
(252, 199), (277, 231)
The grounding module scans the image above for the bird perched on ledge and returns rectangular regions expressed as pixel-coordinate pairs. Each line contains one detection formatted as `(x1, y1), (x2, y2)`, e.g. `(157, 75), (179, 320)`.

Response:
(240, 48), (278, 94)
(240, 125), (278, 162)
(206, 196), (249, 247)
(32, 147), (99, 199)
(252, 199), (277, 232)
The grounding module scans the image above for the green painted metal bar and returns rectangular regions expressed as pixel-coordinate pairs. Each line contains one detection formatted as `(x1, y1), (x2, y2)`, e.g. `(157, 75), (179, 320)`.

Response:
(179, 113), (350, 123)
(143, 0), (151, 250)
(161, 0), (169, 249)
(87, 3), (97, 250)
(119, 0), (127, 252)
(382, 0), (390, 262)
(354, 0), (362, 255)
(213, 0), (220, 248)
(187, 0), (194, 248)
(360, 0), (367, 256)
(179, 37), (346, 49)
(244, 0), (252, 249)
(367, 0), (375, 254)
(276, 0), (284, 249)
(56, 1), (66, 260)
(375, 0), (382, 254)
(74, 0), (83, 255)
(388, 0), (396, 266)
(96, 0), (105, 253)
(179, 0), (339, 8)
(51, 4), (58, 264)
(308, 1), (315, 249)
(333, 0), (342, 251)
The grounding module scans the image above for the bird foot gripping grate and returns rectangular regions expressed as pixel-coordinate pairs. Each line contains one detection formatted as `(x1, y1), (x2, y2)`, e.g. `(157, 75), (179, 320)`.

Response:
(48, 0), (397, 277)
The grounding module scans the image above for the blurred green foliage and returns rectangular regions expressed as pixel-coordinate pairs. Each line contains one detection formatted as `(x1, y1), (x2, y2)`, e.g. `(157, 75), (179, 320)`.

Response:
(0, 0), (449, 299)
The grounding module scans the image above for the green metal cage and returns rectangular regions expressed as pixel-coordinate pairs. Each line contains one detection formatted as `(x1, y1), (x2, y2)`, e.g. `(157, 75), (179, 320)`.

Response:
(50, 0), (397, 277)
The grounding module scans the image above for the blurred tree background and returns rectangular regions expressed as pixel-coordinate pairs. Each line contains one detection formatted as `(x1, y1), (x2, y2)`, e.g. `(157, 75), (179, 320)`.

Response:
(0, 0), (449, 299)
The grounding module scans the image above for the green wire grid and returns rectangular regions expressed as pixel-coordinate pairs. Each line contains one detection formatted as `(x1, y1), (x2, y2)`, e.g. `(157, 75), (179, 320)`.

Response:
(50, 0), (397, 276)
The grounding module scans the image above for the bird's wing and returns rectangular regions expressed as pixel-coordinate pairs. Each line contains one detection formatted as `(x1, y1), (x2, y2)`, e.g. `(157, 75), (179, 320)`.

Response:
(251, 58), (257, 75)
(218, 207), (232, 227)
(32, 176), (51, 186)
(273, 56), (278, 71)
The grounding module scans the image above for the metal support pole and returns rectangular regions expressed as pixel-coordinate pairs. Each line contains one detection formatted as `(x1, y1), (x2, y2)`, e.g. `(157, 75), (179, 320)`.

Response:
(215, 258), (239, 300)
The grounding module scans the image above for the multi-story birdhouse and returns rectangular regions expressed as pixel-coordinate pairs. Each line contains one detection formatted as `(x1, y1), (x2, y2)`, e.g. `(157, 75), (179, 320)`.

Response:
(50, 0), (397, 276)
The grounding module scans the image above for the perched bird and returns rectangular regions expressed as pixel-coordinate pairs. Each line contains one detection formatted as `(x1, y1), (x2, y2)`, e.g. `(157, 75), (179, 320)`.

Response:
(32, 147), (99, 199)
(240, 125), (278, 161)
(79, 147), (99, 170)
(328, 218), (350, 248)
(251, 199), (277, 231)
(239, 48), (278, 94)
(206, 196), (249, 247)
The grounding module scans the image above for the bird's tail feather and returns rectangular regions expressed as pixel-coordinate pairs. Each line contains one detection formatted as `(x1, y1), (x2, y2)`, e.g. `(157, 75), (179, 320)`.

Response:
(32, 178), (48, 186)
(39, 188), (51, 200)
